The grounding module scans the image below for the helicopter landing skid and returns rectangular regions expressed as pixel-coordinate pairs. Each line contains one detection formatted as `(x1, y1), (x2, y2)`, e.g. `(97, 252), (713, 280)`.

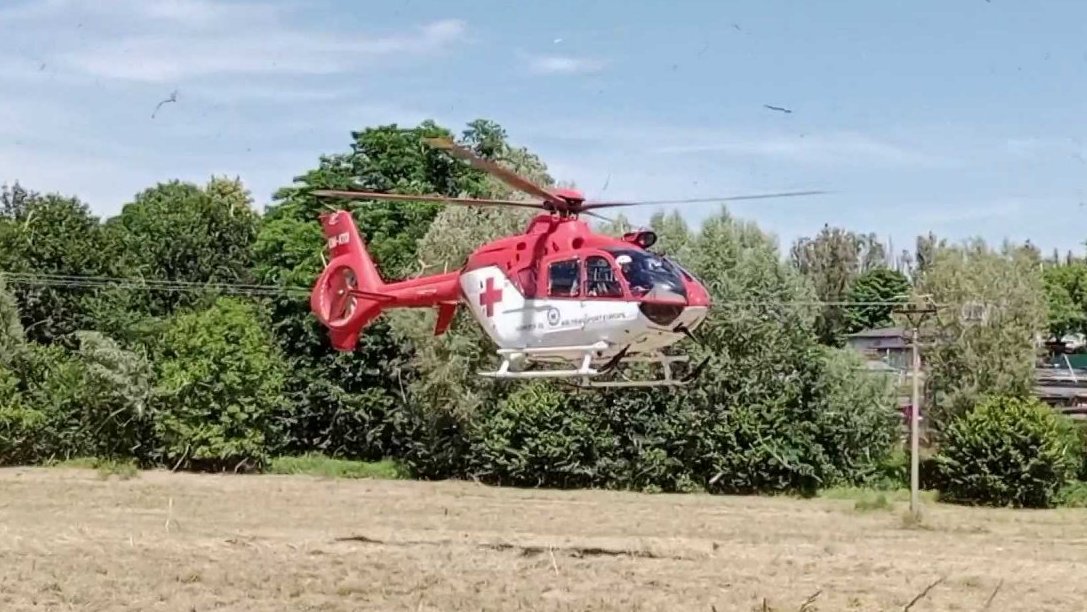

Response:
(478, 343), (707, 388)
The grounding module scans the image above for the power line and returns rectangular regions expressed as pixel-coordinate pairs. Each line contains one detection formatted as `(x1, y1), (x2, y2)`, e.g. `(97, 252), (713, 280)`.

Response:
(0, 272), (307, 298)
(0, 271), (1010, 310)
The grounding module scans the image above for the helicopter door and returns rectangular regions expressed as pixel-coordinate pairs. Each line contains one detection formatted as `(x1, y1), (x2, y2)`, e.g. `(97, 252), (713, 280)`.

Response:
(582, 254), (626, 300)
(533, 255), (590, 346)
(579, 252), (640, 344)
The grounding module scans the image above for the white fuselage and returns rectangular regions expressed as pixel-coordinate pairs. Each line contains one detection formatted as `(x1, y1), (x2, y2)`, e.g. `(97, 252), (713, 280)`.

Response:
(460, 265), (707, 363)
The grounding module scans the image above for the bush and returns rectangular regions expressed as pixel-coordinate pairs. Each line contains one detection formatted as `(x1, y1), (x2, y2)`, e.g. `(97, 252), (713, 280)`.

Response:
(808, 347), (902, 487)
(464, 383), (619, 489)
(442, 344), (903, 496)
(0, 365), (46, 465)
(932, 395), (1081, 508)
(152, 298), (289, 472)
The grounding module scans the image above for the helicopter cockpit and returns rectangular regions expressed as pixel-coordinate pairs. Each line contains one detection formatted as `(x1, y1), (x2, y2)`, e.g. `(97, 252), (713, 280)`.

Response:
(605, 248), (688, 303)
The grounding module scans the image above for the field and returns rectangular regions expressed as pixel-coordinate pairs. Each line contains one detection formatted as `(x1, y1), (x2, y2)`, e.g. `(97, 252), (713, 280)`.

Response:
(1, 468), (1085, 611)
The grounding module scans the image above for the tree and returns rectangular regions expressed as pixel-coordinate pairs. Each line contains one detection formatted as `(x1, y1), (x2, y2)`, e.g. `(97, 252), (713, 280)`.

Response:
(103, 177), (261, 319)
(649, 210), (693, 258)
(0, 275), (24, 366)
(0, 184), (118, 345)
(843, 267), (911, 333)
(1041, 261), (1087, 341)
(790, 225), (889, 345)
(910, 238), (1048, 428)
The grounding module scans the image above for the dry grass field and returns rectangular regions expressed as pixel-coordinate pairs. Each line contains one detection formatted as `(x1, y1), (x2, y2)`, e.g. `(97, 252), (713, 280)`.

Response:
(1, 467), (1086, 611)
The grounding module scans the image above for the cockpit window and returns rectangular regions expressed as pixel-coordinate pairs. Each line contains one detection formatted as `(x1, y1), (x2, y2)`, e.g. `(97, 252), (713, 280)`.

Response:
(548, 258), (580, 297)
(585, 255), (623, 297)
(661, 256), (694, 281)
(606, 248), (686, 298)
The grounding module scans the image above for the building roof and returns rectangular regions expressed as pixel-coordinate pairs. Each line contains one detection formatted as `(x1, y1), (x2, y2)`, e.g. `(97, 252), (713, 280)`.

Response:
(847, 326), (906, 339)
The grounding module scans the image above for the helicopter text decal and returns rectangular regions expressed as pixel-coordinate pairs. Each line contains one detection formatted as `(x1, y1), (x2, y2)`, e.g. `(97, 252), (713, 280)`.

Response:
(515, 309), (630, 332)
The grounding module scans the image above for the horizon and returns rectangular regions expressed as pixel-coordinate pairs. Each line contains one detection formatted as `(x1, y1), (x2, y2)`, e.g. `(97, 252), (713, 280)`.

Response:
(3, 0), (1086, 256)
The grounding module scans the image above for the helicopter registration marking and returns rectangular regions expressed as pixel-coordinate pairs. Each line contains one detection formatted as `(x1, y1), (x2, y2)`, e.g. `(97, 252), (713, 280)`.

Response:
(326, 233), (349, 249)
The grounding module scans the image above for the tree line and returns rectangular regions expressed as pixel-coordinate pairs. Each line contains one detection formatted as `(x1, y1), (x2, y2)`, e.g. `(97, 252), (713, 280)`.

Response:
(1, 118), (1084, 507)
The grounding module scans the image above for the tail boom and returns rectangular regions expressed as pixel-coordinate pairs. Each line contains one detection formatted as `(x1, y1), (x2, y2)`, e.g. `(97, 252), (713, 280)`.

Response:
(310, 210), (461, 351)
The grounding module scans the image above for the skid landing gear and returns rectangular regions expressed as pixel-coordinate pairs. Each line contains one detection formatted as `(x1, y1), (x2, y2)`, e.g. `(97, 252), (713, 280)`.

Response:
(478, 342), (709, 389)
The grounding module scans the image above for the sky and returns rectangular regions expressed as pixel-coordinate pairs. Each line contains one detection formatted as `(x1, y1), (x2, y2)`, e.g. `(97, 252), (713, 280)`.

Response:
(2, 0), (1087, 257)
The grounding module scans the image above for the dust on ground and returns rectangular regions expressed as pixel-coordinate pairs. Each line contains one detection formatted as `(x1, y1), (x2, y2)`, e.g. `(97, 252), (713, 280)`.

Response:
(0, 467), (1084, 611)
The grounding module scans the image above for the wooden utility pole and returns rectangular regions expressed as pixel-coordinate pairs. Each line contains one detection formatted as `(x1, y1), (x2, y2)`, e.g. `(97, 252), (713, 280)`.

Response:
(895, 300), (938, 519)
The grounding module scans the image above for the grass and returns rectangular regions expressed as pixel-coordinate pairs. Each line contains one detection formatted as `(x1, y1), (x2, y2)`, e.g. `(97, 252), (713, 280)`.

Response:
(266, 453), (407, 480)
(818, 485), (939, 512)
(6, 469), (1086, 610)
(43, 454), (406, 482)
(1055, 480), (1087, 508)
(49, 457), (140, 480)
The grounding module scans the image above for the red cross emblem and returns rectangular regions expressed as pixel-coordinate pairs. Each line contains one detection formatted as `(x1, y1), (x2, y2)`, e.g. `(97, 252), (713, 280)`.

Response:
(479, 277), (503, 317)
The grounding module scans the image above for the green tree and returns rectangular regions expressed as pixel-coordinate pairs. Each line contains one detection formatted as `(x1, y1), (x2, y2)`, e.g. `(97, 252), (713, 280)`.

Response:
(103, 177), (261, 319)
(649, 210), (693, 258)
(910, 238), (1048, 428)
(0, 184), (118, 345)
(790, 225), (889, 345)
(0, 278), (34, 464)
(1041, 261), (1087, 341)
(0, 333), (151, 464)
(0, 275), (24, 365)
(270, 120), (490, 279)
(843, 267), (911, 333)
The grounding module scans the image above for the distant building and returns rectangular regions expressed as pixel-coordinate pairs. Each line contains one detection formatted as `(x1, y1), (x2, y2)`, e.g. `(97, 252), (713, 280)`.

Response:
(844, 326), (910, 371)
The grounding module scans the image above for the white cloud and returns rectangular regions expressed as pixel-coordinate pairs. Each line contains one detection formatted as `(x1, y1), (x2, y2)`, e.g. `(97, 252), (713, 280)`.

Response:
(65, 20), (467, 82)
(513, 117), (952, 169)
(3, 0), (467, 83)
(652, 132), (951, 168)
(0, 0), (460, 214)
(913, 199), (1024, 226)
(527, 55), (608, 75)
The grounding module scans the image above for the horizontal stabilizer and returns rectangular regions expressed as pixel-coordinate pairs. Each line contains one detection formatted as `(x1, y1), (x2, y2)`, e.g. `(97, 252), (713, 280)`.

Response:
(348, 289), (396, 303)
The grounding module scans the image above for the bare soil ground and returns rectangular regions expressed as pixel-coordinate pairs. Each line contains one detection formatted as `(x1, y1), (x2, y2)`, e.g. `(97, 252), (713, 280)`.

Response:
(1, 468), (1085, 611)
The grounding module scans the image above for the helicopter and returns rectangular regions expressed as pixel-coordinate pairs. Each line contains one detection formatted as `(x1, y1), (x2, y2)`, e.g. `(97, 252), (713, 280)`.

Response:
(308, 137), (825, 388)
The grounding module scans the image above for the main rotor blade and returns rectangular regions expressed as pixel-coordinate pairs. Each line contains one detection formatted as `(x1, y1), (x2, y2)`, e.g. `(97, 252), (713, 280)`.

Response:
(581, 190), (830, 210)
(422, 137), (567, 208)
(312, 190), (544, 209)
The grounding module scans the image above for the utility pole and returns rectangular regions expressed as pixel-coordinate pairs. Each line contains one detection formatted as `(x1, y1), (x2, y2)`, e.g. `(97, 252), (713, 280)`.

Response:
(895, 299), (938, 519)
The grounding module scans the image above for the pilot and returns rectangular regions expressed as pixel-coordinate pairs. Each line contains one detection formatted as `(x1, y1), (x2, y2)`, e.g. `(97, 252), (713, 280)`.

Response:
(615, 254), (650, 296)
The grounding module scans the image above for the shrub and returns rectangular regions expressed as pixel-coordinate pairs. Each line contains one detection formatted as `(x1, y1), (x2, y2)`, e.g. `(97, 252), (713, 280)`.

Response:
(152, 298), (289, 472)
(932, 395), (1080, 508)
(0, 365), (47, 465)
(808, 346), (902, 487)
(464, 383), (619, 489)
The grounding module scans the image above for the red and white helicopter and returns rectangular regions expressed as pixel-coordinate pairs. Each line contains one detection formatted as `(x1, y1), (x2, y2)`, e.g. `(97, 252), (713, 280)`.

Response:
(309, 137), (824, 388)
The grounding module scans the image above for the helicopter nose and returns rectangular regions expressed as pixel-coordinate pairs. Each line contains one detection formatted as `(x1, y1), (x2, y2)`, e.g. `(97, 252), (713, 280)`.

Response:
(685, 278), (711, 308)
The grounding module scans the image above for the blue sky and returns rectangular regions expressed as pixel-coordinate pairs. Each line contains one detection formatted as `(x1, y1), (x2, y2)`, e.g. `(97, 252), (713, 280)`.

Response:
(2, 0), (1086, 256)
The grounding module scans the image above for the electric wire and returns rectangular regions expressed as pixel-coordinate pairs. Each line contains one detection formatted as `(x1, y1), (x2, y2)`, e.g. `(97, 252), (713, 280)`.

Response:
(0, 271), (1000, 310)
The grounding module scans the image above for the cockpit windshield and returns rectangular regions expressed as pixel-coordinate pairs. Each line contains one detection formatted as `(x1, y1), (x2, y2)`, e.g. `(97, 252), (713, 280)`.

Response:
(606, 248), (686, 299)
